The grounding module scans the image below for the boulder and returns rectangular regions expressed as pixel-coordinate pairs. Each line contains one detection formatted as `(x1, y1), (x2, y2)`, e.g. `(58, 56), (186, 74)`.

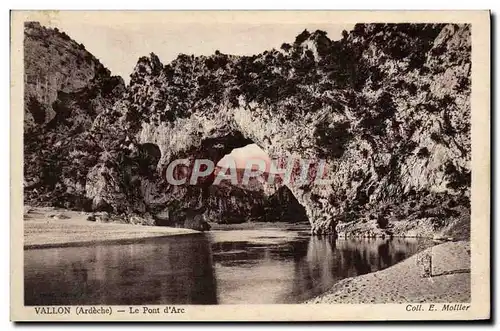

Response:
(51, 213), (70, 220)
(94, 212), (110, 223)
(184, 214), (211, 232)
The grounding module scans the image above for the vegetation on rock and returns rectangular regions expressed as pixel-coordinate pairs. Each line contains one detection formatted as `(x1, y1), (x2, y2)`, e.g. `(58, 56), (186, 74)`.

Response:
(24, 22), (471, 236)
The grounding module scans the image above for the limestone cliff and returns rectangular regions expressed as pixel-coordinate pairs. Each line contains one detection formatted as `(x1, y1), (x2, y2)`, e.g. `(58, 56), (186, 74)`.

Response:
(24, 22), (471, 236)
(24, 22), (123, 128)
(23, 22), (126, 207)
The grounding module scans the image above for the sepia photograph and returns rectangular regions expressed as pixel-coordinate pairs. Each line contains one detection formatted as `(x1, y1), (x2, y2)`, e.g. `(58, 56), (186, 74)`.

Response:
(10, 10), (490, 321)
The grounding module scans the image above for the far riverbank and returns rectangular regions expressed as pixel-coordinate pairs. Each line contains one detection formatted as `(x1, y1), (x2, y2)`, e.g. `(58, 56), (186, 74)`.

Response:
(24, 207), (198, 249)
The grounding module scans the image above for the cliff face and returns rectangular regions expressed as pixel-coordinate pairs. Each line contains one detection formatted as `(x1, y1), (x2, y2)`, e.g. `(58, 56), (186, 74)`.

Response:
(24, 22), (471, 236)
(24, 22), (126, 208)
(203, 173), (308, 224)
(24, 22), (123, 128)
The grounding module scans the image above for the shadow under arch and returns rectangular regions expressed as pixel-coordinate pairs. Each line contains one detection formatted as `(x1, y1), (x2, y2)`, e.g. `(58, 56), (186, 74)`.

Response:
(157, 130), (310, 227)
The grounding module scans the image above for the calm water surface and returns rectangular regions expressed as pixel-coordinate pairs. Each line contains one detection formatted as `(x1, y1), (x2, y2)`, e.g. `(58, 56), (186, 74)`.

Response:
(25, 226), (433, 305)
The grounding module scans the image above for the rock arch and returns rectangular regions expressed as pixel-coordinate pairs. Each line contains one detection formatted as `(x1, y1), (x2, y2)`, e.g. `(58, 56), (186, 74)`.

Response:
(133, 105), (337, 234)
(88, 23), (471, 235)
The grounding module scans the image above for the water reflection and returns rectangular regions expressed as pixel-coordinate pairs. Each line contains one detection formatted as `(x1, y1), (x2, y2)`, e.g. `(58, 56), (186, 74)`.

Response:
(24, 234), (217, 305)
(25, 229), (432, 305)
(207, 230), (432, 303)
(285, 237), (426, 302)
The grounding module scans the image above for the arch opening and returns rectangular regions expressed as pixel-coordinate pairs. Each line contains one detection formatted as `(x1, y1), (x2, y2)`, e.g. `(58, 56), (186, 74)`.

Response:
(200, 142), (309, 226)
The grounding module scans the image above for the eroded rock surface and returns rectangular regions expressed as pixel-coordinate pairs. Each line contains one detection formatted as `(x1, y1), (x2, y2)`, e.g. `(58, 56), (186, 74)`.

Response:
(24, 23), (471, 235)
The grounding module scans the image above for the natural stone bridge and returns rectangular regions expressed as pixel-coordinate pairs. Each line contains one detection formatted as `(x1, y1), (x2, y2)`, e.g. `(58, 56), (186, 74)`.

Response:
(86, 24), (470, 235)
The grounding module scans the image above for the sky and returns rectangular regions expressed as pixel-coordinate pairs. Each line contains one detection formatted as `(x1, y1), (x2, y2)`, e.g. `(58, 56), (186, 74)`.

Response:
(40, 12), (353, 168)
(218, 145), (271, 169)
(43, 12), (353, 84)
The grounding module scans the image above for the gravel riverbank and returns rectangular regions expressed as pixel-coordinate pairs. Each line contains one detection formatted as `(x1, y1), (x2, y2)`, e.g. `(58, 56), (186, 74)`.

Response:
(24, 207), (199, 249)
(305, 241), (470, 304)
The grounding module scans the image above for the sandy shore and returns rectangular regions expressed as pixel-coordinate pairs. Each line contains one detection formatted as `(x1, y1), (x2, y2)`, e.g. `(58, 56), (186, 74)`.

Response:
(24, 207), (199, 249)
(305, 241), (470, 304)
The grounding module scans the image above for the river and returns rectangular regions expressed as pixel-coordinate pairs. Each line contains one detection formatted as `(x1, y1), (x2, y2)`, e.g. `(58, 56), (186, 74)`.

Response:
(24, 226), (433, 305)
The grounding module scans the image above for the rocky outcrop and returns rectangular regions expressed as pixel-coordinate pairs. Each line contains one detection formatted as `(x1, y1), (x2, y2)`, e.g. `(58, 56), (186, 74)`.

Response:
(336, 192), (470, 240)
(24, 23), (471, 235)
(263, 186), (309, 223)
(202, 182), (308, 224)
(23, 22), (126, 209)
(24, 22), (122, 128)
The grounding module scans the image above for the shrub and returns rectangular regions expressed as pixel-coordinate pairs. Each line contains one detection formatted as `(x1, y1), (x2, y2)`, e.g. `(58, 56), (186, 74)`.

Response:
(26, 96), (46, 124)
(315, 121), (352, 158)
(417, 147), (430, 158)
(369, 67), (385, 89)
(295, 30), (311, 45)
(359, 92), (396, 136)
(430, 132), (442, 143)
(359, 115), (386, 136)
(438, 94), (455, 109)
(60, 31), (71, 41)
(455, 77), (470, 93)
(376, 215), (389, 229)
(444, 161), (471, 191)
(407, 82), (418, 95)
(310, 193), (321, 204)
(431, 43), (447, 57)
(280, 43), (292, 52)
(419, 66), (431, 75)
